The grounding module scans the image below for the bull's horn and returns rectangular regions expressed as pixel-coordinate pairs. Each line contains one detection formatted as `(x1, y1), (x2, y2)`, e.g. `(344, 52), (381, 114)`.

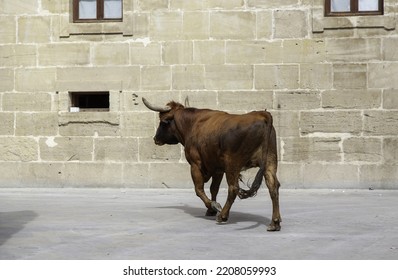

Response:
(142, 97), (171, 113)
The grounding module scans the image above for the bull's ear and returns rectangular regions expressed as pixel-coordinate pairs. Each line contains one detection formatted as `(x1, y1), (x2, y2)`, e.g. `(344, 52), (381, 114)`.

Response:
(184, 96), (190, 107)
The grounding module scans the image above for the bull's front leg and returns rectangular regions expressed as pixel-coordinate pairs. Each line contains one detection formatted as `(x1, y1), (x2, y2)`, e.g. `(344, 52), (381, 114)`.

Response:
(206, 173), (223, 216)
(216, 171), (239, 223)
(190, 164), (222, 216)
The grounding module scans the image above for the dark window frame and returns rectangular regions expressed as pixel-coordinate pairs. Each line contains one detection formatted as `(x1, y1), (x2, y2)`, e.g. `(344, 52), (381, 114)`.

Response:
(325, 0), (384, 17)
(73, 0), (123, 23)
(70, 91), (110, 112)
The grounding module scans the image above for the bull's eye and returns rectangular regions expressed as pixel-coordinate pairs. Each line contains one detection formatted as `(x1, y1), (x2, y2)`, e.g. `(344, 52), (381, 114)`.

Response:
(161, 119), (172, 125)
(160, 120), (171, 126)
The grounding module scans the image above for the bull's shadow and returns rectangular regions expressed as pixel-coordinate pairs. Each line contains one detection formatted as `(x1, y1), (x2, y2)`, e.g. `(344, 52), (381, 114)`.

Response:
(158, 205), (271, 230)
(0, 210), (38, 247)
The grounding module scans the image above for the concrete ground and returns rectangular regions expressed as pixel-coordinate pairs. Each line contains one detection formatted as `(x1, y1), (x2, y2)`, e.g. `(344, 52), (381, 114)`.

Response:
(0, 187), (397, 260)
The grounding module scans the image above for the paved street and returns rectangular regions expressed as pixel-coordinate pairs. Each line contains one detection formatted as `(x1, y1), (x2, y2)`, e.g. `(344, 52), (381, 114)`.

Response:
(1, 188), (397, 259)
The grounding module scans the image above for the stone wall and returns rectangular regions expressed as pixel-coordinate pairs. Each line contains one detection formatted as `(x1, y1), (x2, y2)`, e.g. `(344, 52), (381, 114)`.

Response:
(0, 0), (397, 189)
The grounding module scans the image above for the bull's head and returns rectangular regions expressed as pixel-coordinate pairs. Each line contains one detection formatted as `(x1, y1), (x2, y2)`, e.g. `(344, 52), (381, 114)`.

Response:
(142, 97), (184, 146)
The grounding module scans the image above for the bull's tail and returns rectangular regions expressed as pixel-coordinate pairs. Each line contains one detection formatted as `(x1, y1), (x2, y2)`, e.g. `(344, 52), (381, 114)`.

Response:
(238, 166), (264, 199)
(238, 111), (273, 200)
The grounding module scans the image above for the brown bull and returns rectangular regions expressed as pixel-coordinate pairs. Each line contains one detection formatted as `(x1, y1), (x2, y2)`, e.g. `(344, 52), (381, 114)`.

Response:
(143, 97), (281, 231)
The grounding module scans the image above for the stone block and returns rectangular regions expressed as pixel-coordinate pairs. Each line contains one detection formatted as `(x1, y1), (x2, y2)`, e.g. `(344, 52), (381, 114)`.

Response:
(205, 0), (244, 9)
(132, 13), (150, 37)
(18, 16), (51, 43)
(226, 41), (282, 64)
(303, 164), (359, 188)
(247, 0), (298, 8)
(343, 137), (382, 162)
(130, 43), (161, 65)
(300, 64), (333, 89)
(0, 69), (14, 92)
(326, 38), (382, 62)
(141, 66), (171, 90)
(282, 39), (326, 63)
(16, 113), (58, 136)
(180, 91), (218, 109)
(369, 63), (398, 89)
(123, 163), (150, 187)
(333, 64), (367, 89)
(63, 163), (123, 188)
(0, 1), (38, 14)
(276, 163), (302, 188)
(0, 16), (16, 43)
(0, 137), (38, 162)
(274, 10), (308, 39)
(383, 90), (398, 109)
(150, 11), (183, 40)
(274, 91), (320, 110)
(16, 68), (56, 92)
(0, 162), (22, 187)
(94, 137), (138, 162)
(363, 111), (398, 136)
(149, 163), (192, 188)
(0, 113), (14, 135)
(383, 38), (398, 61)
(194, 41), (225, 65)
(93, 43), (129, 66)
(218, 91), (273, 112)
(57, 67), (140, 91)
(139, 138), (182, 162)
(2, 92), (52, 112)
(40, 137), (93, 162)
(39, 43), (90, 66)
(170, 0), (203, 10)
(281, 137), (341, 163)
(360, 165), (398, 189)
(163, 41), (193, 65)
(59, 112), (120, 137)
(41, 0), (68, 13)
(272, 111), (300, 137)
(121, 112), (156, 137)
(255, 65), (299, 90)
(257, 11), (273, 39)
(383, 138), (398, 164)
(19, 162), (64, 188)
(137, 0), (168, 11)
(210, 11), (256, 39)
(182, 11), (209, 39)
(172, 65), (205, 90)
(300, 111), (362, 135)
(205, 65), (253, 90)
(0, 45), (36, 67)
(322, 90), (381, 109)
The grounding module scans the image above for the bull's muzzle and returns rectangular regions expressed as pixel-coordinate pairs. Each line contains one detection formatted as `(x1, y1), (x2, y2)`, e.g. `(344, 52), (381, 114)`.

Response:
(153, 137), (164, 146)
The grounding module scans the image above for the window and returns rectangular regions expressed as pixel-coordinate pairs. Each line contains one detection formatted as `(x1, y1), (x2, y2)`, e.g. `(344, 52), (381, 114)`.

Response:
(73, 0), (123, 22)
(70, 92), (110, 112)
(325, 0), (383, 16)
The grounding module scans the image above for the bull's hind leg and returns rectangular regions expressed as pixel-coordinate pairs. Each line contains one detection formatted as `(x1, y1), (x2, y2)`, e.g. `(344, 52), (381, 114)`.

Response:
(206, 173), (223, 216)
(264, 164), (281, 231)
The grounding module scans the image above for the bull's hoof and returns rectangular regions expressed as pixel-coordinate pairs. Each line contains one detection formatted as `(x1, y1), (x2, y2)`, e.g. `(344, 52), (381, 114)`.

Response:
(267, 225), (281, 231)
(267, 221), (281, 231)
(216, 213), (228, 223)
(211, 201), (222, 213)
(206, 208), (217, 216)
